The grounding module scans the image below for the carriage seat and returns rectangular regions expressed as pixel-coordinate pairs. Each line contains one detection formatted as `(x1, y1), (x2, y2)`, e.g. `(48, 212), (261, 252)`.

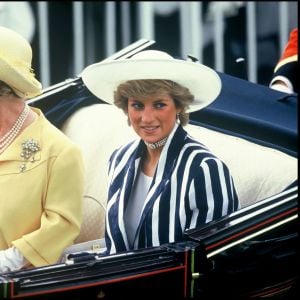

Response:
(61, 104), (297, 243)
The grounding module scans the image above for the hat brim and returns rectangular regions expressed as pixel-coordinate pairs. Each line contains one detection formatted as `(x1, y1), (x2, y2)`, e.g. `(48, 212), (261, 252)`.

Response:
(82, 58), (221, 113)
(0, 59), (42, 98)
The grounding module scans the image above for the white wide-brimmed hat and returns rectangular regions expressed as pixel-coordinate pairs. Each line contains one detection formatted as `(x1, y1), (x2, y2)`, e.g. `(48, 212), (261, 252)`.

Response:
(82, 50), (222, 113)
(0, 26), (42, 98)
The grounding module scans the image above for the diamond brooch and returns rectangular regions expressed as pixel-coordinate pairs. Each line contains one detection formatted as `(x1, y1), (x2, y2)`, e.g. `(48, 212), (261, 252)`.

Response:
(20, 139), (40, 172)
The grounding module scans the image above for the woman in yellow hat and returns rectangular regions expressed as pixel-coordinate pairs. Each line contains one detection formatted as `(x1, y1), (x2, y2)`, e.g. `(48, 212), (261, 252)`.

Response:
(0, 26), (84, 272)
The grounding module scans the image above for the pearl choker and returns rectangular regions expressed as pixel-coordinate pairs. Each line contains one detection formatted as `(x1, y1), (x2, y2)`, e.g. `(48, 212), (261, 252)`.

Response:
(144, 136), (168, 150)
(0, 104), (30, 154)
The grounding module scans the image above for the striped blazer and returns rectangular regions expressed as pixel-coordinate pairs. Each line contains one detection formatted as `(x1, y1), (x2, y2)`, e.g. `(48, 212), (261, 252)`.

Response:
(105, 124), (240, 254)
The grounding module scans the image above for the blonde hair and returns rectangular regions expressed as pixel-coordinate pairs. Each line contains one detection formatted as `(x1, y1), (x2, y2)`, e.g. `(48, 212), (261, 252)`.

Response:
(114, 79), (194, 126)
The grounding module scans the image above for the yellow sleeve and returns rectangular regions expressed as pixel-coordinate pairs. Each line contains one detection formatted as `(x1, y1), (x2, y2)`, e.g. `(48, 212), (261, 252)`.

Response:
(13, 144), (84, 266)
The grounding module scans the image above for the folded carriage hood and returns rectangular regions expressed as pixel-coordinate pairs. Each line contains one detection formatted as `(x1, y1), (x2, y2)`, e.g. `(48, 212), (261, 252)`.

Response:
(190, 72), (297, 156)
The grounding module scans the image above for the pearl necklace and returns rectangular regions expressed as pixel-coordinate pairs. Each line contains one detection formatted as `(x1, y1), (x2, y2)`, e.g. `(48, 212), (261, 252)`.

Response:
(144, 136), (168, 150)
(0, 104), (30, 154)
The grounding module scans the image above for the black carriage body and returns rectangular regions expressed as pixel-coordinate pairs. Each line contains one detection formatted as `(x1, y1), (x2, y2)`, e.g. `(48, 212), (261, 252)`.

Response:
(0, 187), (297, 299)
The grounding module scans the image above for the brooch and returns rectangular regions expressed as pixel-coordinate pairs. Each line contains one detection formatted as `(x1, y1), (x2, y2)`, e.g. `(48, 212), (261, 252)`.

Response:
(20, 139), (41, 172)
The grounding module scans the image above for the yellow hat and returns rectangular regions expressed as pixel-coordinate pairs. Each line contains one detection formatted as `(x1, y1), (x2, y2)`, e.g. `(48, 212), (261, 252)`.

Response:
(0, 26), (42, 98)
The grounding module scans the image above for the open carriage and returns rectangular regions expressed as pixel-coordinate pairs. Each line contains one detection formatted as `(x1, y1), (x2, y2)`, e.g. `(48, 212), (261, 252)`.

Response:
(0, 40), (298, 299)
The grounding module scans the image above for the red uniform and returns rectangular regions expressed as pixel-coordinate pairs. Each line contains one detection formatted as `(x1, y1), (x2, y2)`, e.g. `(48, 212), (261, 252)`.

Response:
(270, 28), (298, 93)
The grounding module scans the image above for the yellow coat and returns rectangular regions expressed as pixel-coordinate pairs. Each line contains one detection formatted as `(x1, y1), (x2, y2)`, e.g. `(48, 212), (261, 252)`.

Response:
(0, 108), (84, 267)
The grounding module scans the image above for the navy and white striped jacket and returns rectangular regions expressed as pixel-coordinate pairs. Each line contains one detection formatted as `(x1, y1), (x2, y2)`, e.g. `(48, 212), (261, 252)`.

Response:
(105, 124), (240, 254)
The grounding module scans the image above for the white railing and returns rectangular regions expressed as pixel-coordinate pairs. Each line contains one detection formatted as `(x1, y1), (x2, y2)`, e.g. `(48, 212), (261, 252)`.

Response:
(32, 1), (297, 88)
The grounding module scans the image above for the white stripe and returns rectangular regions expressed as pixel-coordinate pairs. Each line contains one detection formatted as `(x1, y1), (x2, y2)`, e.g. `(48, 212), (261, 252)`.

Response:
(151, 194), (162, 247)
(138, 178), (165, 243)
(202, 157), (230, 215)
(108, 139), (139, 182)
(169, 142), (194, 242)
(179, 152), (199, 232)
(201, 161), (214, 223)
(169, 174), (177, 243)
(117, 170), (131, 250)
(143, 180), (161, 210)
(189, 179), (199, 229)
(231, 176), (240, 209)
(215, 158), (229, 215)
(108, 144), (126, 179)
(169, 143), (210, 241)
(105, 192), (119, 254)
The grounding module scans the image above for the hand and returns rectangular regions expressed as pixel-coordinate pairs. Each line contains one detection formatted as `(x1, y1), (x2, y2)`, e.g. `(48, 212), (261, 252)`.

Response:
(270, 81), (293, 94)
(0, 250), (10, 273)
(0, 247), (27, 273)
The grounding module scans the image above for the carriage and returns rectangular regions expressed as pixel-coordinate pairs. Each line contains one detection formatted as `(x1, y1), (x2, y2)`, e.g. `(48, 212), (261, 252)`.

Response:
(0, 40), (298, 299)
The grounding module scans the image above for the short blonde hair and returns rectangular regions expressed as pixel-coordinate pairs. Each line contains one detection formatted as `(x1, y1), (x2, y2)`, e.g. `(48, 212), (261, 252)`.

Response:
(114, 79), (194, 126)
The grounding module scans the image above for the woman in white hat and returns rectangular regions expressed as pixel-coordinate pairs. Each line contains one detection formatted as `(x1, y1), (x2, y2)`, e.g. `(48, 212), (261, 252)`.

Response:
(82, 50), (240, 254)
(0, 26), (84, 272)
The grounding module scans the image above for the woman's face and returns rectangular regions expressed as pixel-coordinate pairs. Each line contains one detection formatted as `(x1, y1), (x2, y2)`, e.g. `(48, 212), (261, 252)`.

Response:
(127, 93), (179, 144)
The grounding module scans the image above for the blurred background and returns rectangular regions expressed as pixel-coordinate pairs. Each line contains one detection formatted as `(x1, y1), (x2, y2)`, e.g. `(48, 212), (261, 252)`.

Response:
(1, 1), (297, 89)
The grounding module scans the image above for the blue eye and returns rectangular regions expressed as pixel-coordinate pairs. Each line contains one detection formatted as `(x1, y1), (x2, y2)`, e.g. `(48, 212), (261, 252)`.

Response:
(154, 102), (166, 109)
(131, 102), (143, 109)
